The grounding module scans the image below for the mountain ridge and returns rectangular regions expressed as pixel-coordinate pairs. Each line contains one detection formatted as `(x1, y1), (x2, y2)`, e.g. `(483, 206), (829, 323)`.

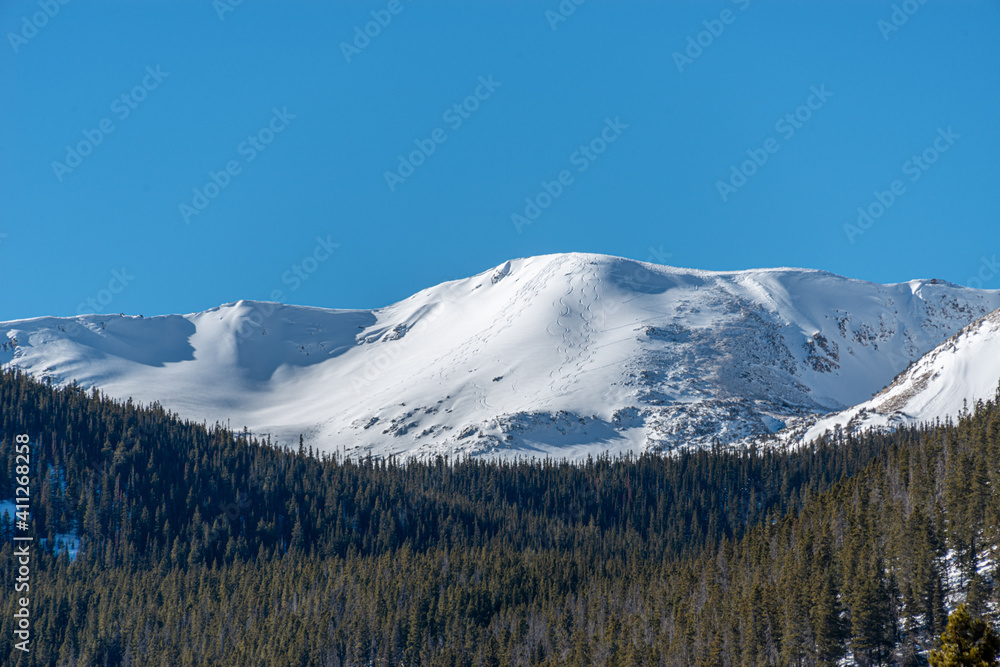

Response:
(797, 307), (1000, 443)
(4, 252), (999, 458)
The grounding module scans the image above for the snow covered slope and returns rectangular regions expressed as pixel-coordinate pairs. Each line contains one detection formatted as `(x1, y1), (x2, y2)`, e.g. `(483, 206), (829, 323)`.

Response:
(800, 308), (1000, 443)
(3, 253), (999, 459)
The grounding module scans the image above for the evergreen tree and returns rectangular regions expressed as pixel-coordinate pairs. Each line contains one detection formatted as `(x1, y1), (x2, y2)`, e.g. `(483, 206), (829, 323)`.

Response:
(928, 604), (1000, 667)
(1, 369), (999, 664)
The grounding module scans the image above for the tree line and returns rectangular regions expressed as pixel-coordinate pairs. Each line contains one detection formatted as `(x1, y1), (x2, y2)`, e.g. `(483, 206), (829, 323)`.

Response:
(0, 369), (997, 665)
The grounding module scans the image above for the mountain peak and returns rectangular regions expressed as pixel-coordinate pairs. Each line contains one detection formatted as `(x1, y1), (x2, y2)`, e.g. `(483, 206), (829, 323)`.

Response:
(4, 259), (1000, 459)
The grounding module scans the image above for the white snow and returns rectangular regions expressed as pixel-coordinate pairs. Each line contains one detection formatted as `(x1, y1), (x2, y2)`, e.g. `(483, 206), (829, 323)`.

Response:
(0, 500), (80, 560)
(802, 309), (1000, 443)
(3, 253), (999, 459)
(40, 533), (81, 561)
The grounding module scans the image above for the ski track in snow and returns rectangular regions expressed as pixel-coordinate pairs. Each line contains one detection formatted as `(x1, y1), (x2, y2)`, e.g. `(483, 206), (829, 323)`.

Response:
(4, 253), (1000, 460)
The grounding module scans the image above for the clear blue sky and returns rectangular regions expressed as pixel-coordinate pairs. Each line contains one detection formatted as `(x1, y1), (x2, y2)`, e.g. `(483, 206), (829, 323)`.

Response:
(2, 0), (998, 320)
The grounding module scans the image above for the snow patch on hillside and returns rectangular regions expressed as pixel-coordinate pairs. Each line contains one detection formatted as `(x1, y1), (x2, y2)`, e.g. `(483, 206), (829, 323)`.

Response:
(801, 309), (1000, 443)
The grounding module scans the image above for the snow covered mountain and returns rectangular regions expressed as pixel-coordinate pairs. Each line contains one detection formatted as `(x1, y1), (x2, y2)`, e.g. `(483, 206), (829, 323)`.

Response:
(800, 307), (1000, 443)
(3, 253), (999, 459)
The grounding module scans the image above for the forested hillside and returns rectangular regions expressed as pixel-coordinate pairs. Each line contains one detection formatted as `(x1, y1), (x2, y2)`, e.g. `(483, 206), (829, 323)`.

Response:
(1, 369), (997, 665)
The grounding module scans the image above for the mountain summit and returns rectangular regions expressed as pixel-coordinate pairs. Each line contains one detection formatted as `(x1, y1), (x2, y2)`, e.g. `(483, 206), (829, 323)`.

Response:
(4, 253), (999, 458)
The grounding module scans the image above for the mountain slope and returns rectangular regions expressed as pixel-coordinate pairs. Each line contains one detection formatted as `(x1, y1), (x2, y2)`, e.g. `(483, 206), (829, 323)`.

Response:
(3, 253), (999, 458)
(801, 307), (1000, 442)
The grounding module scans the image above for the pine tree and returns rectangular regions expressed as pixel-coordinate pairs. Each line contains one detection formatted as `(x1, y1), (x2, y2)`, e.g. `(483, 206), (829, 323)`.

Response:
(928, 604), (1000, 667)
(850, 548), (894, 666)
(812, 566), (847, 666)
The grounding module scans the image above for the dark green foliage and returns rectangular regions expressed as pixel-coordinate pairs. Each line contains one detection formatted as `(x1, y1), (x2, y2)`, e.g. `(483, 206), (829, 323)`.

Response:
(928, 604), (1000, 667)
(0, 369), (998, 665)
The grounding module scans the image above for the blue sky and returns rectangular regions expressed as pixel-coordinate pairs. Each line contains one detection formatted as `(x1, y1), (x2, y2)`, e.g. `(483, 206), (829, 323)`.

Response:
(1, 0), (998, 320)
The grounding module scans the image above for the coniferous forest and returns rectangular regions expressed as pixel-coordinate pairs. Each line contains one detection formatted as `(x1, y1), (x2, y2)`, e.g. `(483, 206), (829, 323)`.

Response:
(1, 368), (998, 666)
